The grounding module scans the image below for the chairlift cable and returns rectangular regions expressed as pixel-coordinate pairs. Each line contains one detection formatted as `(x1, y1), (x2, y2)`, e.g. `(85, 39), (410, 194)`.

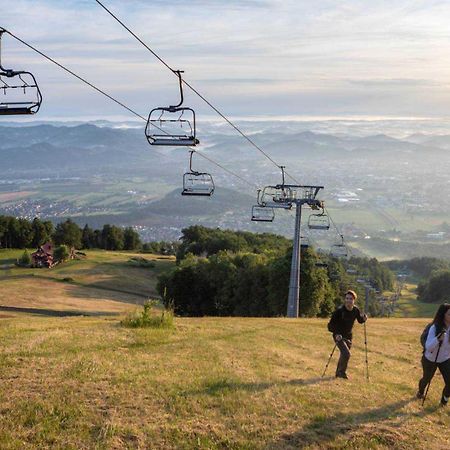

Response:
(93, 0), (301, 185)
(1, 29), (257, 193)
(3, 28), (147, 122)
(195, 151), (258, 189)
(324, 206), (352, 256)
(94, 0), (175, 75)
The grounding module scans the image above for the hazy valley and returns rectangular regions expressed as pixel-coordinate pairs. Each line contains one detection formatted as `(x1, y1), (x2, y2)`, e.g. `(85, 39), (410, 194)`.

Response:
(2, 118), (450, 258)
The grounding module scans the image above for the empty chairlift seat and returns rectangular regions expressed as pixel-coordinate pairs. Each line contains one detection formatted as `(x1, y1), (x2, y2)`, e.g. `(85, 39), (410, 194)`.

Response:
(331, 242), (348, 258)
(145, 70), (199, 147)
(145, 107), (199, 146)
(251, 205), (275, 222)
(182, 172), (214, 196)
(181, 150), (214, 196)
(308, 211), (330, 230)
(0, 29), (42, 115)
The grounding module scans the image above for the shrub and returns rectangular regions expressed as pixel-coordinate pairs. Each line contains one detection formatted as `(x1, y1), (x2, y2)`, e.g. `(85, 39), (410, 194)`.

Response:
(128, 257), (156, 268)
(54, 245), (70, 262)
(16, 249), (32, 267)
(121, 300), (174, 329)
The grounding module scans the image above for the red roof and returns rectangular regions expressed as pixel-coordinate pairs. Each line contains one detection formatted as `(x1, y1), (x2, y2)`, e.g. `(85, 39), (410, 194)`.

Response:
(41, 242), (53, 255)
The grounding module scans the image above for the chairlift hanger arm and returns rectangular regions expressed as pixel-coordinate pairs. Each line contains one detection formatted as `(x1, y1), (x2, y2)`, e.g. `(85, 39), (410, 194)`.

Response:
(169, 70), (184, 110)
(188, 150), (197, 174)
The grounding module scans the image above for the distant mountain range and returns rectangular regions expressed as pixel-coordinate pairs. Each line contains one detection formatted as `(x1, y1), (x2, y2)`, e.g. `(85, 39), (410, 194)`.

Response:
(1, 123), (448, 177)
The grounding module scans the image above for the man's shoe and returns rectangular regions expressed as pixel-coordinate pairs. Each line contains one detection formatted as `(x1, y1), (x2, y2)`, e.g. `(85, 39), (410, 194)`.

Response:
(440, 395), (449, 406)
(416, 391), (424, 399)
(336, 373), (348, 379)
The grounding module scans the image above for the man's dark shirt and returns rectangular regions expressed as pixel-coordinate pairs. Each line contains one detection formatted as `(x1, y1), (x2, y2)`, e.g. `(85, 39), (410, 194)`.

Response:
(327, 305), (366, 340)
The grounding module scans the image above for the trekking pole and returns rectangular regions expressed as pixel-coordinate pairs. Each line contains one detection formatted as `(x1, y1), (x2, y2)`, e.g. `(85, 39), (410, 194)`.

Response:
(322, 343), (337, 378)
(364, 321), (369, 382)
(422, 340), (443, 406)
(364, 286), (370, 382)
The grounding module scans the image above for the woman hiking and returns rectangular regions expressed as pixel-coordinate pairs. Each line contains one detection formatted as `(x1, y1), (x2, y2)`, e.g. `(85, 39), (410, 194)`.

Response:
(417, 303), (450, 406)
(327, 290), (367, 379)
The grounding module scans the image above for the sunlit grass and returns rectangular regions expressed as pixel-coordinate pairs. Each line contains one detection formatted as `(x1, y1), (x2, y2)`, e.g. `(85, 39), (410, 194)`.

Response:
(0, 315), (448, 449)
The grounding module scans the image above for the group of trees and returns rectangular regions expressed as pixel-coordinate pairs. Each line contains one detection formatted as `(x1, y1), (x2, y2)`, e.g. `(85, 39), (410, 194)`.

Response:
(0, 215), (143, 251)
(386, 257), (450, 280)
(158, 226), (395, 318)
(417, 271), (450, 304)
(386, 257), (450, 304)
(0, 216), (54, 248)
(175, 225), (292, 262)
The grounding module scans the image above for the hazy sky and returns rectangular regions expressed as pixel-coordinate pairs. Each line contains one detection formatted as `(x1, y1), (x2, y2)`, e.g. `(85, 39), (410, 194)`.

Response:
(2, 0), (450, 120)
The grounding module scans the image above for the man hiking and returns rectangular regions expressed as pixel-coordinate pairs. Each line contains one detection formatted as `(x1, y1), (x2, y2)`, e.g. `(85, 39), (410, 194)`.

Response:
(417, 303), (450, 406)
(327, 290), (367, 379)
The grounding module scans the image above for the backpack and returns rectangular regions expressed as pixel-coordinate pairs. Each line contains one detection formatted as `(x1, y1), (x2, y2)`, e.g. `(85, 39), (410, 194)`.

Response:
(420, 323), (433, 351)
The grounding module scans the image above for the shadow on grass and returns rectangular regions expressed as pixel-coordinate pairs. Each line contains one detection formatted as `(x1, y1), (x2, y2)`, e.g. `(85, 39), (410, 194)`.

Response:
(2, 273), (149, 305)
(187, 376), (334, 396)
(268, 397), (431, 449)
(0, 305), (119, 317)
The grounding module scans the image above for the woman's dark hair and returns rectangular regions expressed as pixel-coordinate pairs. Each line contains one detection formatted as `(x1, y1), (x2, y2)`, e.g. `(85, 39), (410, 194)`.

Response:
(432, 303), (450, 336)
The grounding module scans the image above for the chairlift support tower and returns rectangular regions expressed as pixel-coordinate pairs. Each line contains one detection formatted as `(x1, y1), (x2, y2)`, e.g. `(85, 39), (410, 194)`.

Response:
(282, 184), (324, 318)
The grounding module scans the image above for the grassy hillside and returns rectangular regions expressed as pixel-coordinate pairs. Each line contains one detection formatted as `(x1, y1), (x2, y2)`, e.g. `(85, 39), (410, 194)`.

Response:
(0, 249), (174, 316)
(0, 315), (448, 449)
(0, 249), (448, 448)
(392, 283), (437, 319)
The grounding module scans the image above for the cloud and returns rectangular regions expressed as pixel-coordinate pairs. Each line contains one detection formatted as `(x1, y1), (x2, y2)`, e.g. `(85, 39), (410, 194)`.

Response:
(3, 0), (450, 119)
(345, 78), (443, 88)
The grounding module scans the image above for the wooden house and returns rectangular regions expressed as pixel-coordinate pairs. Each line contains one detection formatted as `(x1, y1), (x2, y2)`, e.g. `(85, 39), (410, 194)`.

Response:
(31, 242), (54, 268)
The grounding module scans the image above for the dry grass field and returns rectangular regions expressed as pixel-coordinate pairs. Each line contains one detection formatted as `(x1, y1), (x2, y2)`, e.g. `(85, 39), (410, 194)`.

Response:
(0, 250), (448, 449)
(0, 249), (174, 316)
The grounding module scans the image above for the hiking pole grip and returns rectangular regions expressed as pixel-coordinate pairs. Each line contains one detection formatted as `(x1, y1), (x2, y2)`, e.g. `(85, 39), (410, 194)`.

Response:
(422, 341), (442, 406)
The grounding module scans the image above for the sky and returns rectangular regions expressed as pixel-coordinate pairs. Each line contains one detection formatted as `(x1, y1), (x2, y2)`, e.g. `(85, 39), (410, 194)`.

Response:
(2, 0), (450, 120)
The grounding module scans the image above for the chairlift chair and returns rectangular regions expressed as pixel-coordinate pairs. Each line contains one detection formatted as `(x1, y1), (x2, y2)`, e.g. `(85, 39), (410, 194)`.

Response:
(251, 205), (275, 222)
(331, 244), (348, 258)
(0, 28), (42, 115)
(181, 150), (214, 196)
(251, 192), (275, 221)
(308, 209), (330, 230)
(145, 70), (199, 146)
(259, 186), (293, 209)
(315, 262), (328, 268)
(331, 235), (348, 258)
(260, 167), (296, 209)
(300, 235), (310, 250)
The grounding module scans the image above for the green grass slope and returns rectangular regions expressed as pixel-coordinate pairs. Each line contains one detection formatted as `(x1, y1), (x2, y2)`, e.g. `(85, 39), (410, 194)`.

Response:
(392, 283), (438, 319)
(0, 249), (175, 316)
(0, 315), (448, 449)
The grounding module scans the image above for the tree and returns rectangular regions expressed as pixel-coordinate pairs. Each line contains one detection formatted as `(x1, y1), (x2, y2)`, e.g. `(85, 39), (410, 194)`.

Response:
(417, 270), (450, 304)
(53, 219), (82, 248)
(81, 224), (96, 249)
(123, 227), (141, 251)
(14, 218), (33, 248)
(101, 224), (124, 251)
(31, 217), (51, 247)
